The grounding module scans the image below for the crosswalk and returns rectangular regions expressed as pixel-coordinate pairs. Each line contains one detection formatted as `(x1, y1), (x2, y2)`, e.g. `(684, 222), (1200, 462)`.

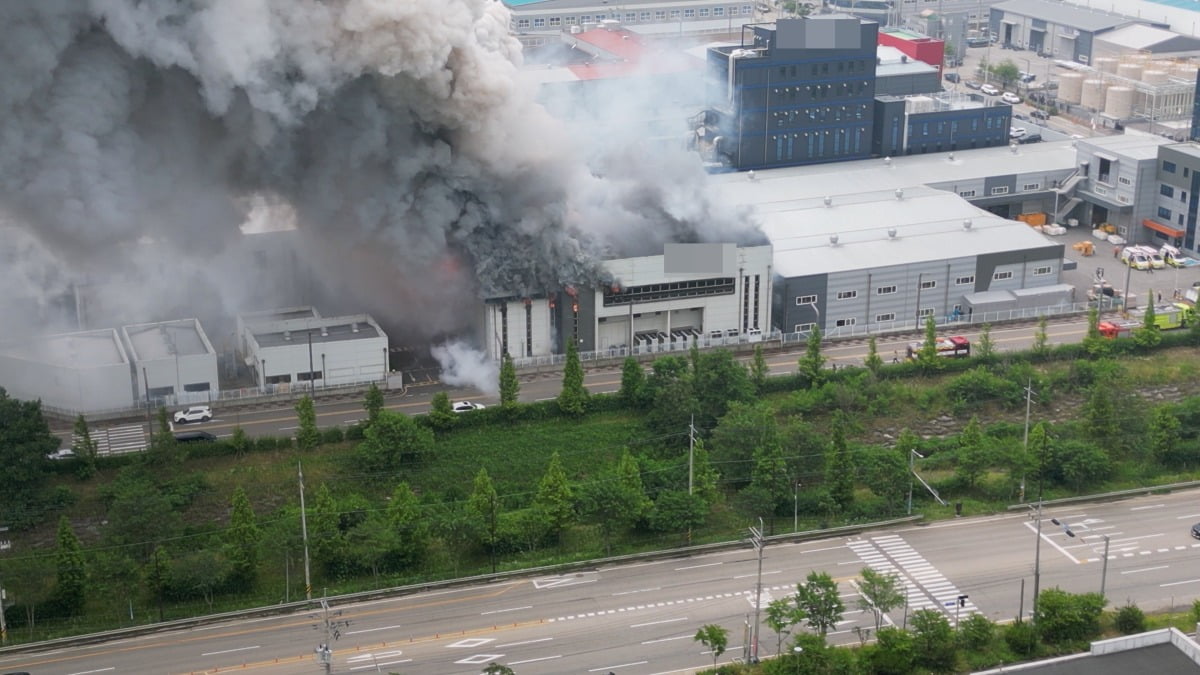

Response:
(848, 534), (978, 624)
(74, 423), (148, 455)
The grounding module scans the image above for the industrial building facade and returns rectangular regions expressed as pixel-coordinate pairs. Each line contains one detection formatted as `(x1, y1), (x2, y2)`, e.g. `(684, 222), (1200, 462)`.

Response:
(988, 0), (1166, 62)
(237, 308), (389, 391)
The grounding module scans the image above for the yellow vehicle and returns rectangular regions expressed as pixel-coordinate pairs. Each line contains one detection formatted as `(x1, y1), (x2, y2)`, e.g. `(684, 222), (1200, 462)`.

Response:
(1119, 247), (1149, 270)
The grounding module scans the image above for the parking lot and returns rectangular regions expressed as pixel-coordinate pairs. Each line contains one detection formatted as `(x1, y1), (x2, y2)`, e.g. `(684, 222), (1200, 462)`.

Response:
(1053, 226), (1200, 309)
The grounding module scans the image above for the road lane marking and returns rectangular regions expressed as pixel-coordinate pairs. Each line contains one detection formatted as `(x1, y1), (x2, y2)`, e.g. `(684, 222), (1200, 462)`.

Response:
(642, 634), (692, 644)
(1023, 521), (1081, 563)
(734, 570), (780, 579)
(613, 587), (661, 596)
(631, 617), (688, 628)
(510, 655), (563, 665)
(481, 605), (533, 615)
(350, 659), (411, 671)
(497, 637), (553, 648)
(1122, 566), (1169, 575)
(674, 562), (722, 571)
(1131, 504), (1165, 511)
(345, 624), (403, 635)
(1176, 513), (1200, 520)
(1161, 579), (1200, 587)
(348, 650), (404, 661)
(536, 397), (555, 401)
(590, 661), (649, 671)
(455, 653), (504, 664)
(67, 669), (115, 675)
(201, 645), (260, 656)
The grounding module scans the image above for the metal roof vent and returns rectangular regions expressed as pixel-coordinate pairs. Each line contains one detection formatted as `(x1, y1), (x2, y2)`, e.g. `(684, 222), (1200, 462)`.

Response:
(947, 152), (955, 161)
(888, 228), (897, 239)
(1011, 142), (1019, 154)
(823, 196), (833, 207)
(351, 322), (359, 333)
(884, 156), (892, 166)
(895, 188), (904, 200)
(963, 219), (973, 231)
(748, 170), (756, 181)
(320, 327), (328, 337)
(283, 330), (291, 341)
(829, 234), (839, 246)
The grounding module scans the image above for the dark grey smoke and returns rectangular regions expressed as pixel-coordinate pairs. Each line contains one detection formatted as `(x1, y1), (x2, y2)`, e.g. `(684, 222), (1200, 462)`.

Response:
(0, 0), (758, 343)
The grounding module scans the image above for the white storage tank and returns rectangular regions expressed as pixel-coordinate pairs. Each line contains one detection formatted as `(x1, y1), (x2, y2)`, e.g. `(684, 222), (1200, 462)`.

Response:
(1173, 62), (1198, 81)
(1094, 57), (1118, 74)
(1058, 71), (1085, 104)
(1144, 68), (1170, 84)
(1081, 79), (1107, 110)
(1104, 86), (1135, 118)
(1117, 63), (1144, 81)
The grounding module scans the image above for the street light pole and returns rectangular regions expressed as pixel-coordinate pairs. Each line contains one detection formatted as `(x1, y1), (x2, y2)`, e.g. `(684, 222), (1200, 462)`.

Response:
(1100, 534), (1111, 598)
(907, 449), (925, 515)
(749, 518), (765, 664)
(794, 481), (801, 533)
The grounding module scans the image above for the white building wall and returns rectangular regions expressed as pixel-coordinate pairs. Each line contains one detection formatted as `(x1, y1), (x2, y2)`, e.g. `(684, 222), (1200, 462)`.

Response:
(482, 299), (557, 360)
(250, 330), (387, 389)
(0, 355), (134, 413)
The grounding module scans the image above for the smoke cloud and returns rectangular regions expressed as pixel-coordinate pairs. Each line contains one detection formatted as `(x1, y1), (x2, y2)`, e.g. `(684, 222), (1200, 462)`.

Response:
(431, 341), (498, 397)
(0, 0), (758, 348)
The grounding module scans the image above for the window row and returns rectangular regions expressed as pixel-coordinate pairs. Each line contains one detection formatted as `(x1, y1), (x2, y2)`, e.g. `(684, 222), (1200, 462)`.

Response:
(771, 104), (870, 126)
(777, 60), (871, 79)
(1161, 183), (1189, 202)
(764, 82), (872, 103)
(512, 5), (756, 29)
(603, 277), (735, 306)
(769, 127), (867, 162)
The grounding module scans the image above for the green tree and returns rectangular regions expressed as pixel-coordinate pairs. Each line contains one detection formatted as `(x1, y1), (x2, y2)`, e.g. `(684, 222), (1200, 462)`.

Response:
(748, 442), (790, 530)
(619, 356), (646, 407)
(991, 58), (1020, 86)
(689, 438), (721, 507)
(310, 483), (344, 577)
(857, 568), (904, 631)
(1114, 603), (1147, 634)
(1032, 315), (1050, 357)
(294, 396), (320, 451)
(533, 452), (575, 542)
(646, 490), (707, 540)
(693, 349), (754, 428)
(959, 613), (995, 650)
(71, 414), (99, 478)
(229, 426), (250, 458)
(955, 415), (990, 489)
(694, 623), (729, 668)
(225, 486), (261, 591)
(145, 406), (178, 465)
(1133, 290), (1162, 349)
(578, 450), (647, 555)
(499, 352), (519, 408)
(865, 336), (883, 375)
(751, 344), (770, 392)
(1082, 383), (1120, 448)
(977, 323), (996, 361)
(824, 415), (854, 512)
(356, 409), (435, 472)
(468, 468), (501, 573)
(558, 340), (588, 416)
(918, 316), (940, 369)
(871, 626), (916, 675)
(384, 481), (429, 570)
(795, 571), (845, 636)
(1149, 406), (1183, 466)
(363, 382), (384, 426)
(765, 596), (798, 656)
(53, 516), (87, 615)
(862, 446), (908, 512)
(144, 545), (172, 622)
(482, 663), (515, 675)
(1083, 306), (1109, 357)
(0, 389), (59, 527)
(1036, 588), (1106, 644)
(710, 401), (779, 485)
(798, 326), (826, 387)
(910, 608), (957, 672)
(428, 391), (456, 429)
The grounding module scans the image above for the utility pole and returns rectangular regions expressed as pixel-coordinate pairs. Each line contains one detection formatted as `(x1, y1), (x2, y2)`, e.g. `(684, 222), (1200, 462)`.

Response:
(1100, 534), (1111, 599)
(307, 329), (315, 395)
(311, 596), (351, 675)
(0, 573), (8, 645)
(749, 518), (765, 664)
(1020, 379), (1034, 503)
(688, 415), (695, 496)
(298, 462), (312, 601)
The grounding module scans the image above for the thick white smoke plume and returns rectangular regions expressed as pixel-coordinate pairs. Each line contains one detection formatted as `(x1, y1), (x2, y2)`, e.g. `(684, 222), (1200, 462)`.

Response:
(0, 0), (758, 346)
(431, 341), (498, 397)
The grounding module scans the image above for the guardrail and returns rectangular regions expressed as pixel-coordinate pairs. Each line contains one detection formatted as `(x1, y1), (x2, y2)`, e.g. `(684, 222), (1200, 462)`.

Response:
(1006, 479), (1200, 511)
(0, 515), (922, 655)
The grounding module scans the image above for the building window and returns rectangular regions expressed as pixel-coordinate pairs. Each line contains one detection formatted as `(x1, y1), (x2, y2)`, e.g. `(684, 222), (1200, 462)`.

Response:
(837, 290), (858, 300)
(671, 9), (681, 17)
(581, 15), (592, 23)
(533, 17), (545, 27)
(1118, 176), (1131, 186)
(877, 285), (897, 295)
(993, 270), (1014, 281)
(714, 7), (725, 16)
(1022, 183), (1041, 191)
(795, 323), (815, 332)
(655, 10), (666, 19)
(1158, 206), (1173, 220)
(1164, 160), (1177, 173)
(835, 317), (857, 327)
(990, 186), (1010, 195)
(742, 4), (754, 14)
(639, 11), (651, 21)
(956, 275), (975, 285)
(684, 9), (696, 17)
(918, 308), (934, 317)
(517, 18), (530, 28)
(796, 294), (818, 305)
(920, 279), (937, 290)
(959, 190), (976, 198)
(1161, 184), (1175, 198)
(1182, 191), (1188, 202)
(625, 12), (636, 21)
(876, 312), (896, 322)
(699, 8), (710, 17)
(1033, 265), (1052, 276)
(549, 16), (561, 26)
(1117, 195), (1131, 204)
(1093, 185), (1108, 196)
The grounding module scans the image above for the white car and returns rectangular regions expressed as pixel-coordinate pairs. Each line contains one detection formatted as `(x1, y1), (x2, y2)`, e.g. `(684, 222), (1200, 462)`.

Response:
(452, 401), (486, 413)
(173, 405), (213, 424)
(981, 83), (1000, 96)
(1009, 127), (1027, 139)
(1000, 92), (1022, 104)
(47, 448), (76, 460)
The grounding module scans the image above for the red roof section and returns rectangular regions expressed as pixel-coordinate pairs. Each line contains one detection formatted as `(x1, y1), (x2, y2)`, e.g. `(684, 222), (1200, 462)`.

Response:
(565, 28), (702, 81)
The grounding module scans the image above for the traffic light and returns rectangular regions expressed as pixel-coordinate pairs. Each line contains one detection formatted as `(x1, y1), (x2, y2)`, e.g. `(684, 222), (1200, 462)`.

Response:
(957, 594), (969, 608)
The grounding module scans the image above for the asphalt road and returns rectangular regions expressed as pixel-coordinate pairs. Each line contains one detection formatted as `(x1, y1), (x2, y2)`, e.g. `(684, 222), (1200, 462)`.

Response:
(4, 490), (1199, 674)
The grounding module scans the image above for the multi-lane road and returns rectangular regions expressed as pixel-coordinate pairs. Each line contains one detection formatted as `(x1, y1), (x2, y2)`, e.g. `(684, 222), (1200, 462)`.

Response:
(5, 489), (1198, 674)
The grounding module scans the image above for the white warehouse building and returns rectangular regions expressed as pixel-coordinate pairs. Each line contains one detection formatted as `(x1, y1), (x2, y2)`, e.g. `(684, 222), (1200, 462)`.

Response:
(0, 328), (136, 414)
(238, 308), (389, 391)
(121, 319), (219, 406)
(483, 243), (773, 362)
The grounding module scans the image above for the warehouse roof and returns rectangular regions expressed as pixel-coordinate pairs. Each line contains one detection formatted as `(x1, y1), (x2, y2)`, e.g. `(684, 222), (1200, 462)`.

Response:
(1096, 23), (1200, 51)
(0, 329), (129, 368)
(975, 629), (1200, 674)
(253, 317), (382, 349)
(992, 0), (1155, 32)
(1080, 132), (1175, 160)
(758, 186), (1059, 278)
(239, 306), (320, 325)
(122, 319), (213, 361)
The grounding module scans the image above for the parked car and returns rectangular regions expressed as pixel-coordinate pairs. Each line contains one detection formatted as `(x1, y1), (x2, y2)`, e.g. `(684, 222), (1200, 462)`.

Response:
(173, 405), (213, 424)
(1001, 92), (1022, 104)
(966, 36), (990, 47)
(46, 448), (76, 460)
(1018, 133), (1043, 144)
(452, 401), (486, 413)
(981, 83), (1000, 96)
(174, 430), (217, 443)
(944, 72), (960, 83)
(964, 80), (982, 90)
(1009, 126), (1027, 139)
(1192, 522), (1200, 539)
(1030, 109), (1050, 121)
